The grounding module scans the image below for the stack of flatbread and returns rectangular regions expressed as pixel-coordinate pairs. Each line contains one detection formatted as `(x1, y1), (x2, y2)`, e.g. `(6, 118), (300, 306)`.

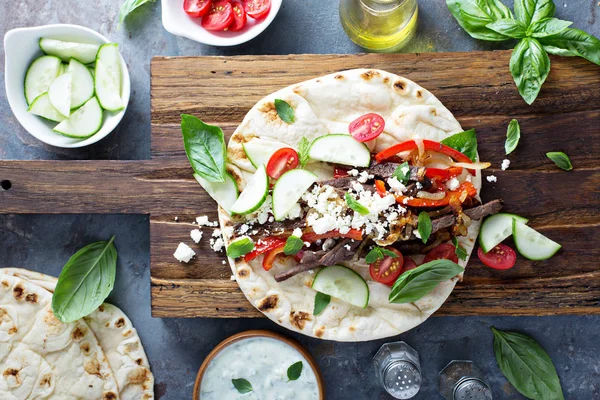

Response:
(0, 268), (154, 399)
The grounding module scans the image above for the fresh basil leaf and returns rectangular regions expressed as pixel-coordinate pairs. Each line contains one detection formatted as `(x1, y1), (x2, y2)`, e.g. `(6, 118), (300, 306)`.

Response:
(365, 247), (384, 264)
(287, 361), (303, 381)
(417, 212), (432, 244)
(440, 129), (478, 162)
(232, 378), (253, 394)
(226, 237), (255, 258)
(389, 259), (464, 303)
(52, 236), (117, 323)
(381, 248), (399, 258)
(514, 0), (555, 27)
(528, 17), (572, 38)
(539, 28), (600, 66)
(546, 151), (573, 171)
(505, 119), (521, 155)
(452, 237), (468, 261)
(118, 0), (155, 26)
(345, 192), (370, 215)
(181, 114), (226, 183)
(275, 99), (295, 124)
(492, 327), (564, 400)
(297, 137), (311, 167)
(487, 18), (527, 39)
(313, 292), (331, 315)
(509, 38), (551, 105)
(392, 162), (410, 184)
(284, 235), (304, 256)
(446, 0), (513, 42)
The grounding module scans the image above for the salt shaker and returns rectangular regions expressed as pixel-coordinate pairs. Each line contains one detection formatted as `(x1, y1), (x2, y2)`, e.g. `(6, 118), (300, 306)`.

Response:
(373, 341), (422, 399)
(438, 360), (493, 400)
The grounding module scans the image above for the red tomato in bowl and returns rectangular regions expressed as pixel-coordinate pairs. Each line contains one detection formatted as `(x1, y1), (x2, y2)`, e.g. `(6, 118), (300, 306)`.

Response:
(349, 113), (385, 142)
(242, 0), (271, 19)
(423, 243), (459, 264)
(201, 1), (234, 31)
(477, 244), (517, 270)
(229, 1), (247, 31)
(266, 148), (299, 179)
(370, 248), (404, 286)
(184, 0), (212, 17)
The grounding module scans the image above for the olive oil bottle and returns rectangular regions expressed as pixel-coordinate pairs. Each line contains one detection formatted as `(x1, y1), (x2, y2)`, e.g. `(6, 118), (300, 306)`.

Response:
(339, 0), (418, 52)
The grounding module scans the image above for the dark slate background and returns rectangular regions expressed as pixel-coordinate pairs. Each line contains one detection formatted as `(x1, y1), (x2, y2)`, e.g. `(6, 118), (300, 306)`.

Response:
(1, 1), (599, 399)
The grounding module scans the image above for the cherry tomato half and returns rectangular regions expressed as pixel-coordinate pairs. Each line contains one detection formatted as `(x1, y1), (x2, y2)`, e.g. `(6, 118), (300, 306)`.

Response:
(370, 247), (404, 286)
(229, 1), (247, 31)
(402, 257), (418, 272)
(423, 243), (459, 264)
(349, 113), (385, 142)
(266, 147), (299, 179)
(477, 244), (517, 270)
(242, 0), (271, 19)
(201, 1), (234, 31)
(183, 0), (212, 17)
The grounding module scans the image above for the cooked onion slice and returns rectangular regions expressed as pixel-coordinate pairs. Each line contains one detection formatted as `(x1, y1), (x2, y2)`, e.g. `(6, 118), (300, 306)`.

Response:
(452, 161), (491, 169)
(416, 191), (446, 200)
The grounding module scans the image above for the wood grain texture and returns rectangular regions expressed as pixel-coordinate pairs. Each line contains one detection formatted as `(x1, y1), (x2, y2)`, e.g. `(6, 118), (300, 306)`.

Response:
(2, 51), (599, 318)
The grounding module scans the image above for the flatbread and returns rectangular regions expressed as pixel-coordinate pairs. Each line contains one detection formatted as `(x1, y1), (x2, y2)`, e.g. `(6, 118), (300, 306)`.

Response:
(0, 273), (120, 399)
(0, 268), (154, 400)
(221, 69), (482, 341)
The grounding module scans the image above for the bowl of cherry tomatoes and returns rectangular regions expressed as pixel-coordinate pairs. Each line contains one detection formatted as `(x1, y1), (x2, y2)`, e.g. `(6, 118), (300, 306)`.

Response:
(161, 0), (281, 46)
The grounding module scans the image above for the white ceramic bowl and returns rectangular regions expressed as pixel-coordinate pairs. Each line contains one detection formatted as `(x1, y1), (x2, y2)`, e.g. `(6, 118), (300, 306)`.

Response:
(161, 0), (282, 46)
(4, 24), (130, 148)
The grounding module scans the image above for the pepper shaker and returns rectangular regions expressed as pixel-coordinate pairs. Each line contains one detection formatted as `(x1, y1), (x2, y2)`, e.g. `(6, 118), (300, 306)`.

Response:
(438, 360), (493, 400)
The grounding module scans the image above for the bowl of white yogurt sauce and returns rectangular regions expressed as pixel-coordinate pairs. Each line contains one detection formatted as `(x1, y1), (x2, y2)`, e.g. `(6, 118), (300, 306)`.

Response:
(194, 330), (324, 400)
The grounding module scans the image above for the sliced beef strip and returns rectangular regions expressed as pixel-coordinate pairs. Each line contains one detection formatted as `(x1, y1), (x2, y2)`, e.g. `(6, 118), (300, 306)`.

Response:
(316, 177), (376, 193)
(368, 163), (426, 181)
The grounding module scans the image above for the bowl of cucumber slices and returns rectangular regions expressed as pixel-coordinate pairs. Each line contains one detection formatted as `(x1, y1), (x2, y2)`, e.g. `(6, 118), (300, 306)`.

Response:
(4, 24), (130, 148)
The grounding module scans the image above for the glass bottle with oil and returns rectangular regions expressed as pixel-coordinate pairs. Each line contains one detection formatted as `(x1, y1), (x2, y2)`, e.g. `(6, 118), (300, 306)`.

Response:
(339, 0), (418, 52)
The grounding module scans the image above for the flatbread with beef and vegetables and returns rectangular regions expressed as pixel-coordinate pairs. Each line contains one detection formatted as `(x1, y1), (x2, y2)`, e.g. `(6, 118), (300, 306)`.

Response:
(186, 69), (502, 341)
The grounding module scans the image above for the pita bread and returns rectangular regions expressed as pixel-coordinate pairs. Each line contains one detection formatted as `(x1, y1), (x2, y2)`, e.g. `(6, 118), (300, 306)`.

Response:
(0, 268), (154, 400)
(221, 69), (482, 341)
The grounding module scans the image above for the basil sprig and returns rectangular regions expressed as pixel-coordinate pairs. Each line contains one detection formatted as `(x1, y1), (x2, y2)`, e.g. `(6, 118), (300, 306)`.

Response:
(52, 236), (117, 323)
(446, 0), (600, 104)
(226, 237), (255, 259)
(284, 235), (304, 256)
(232, 378), (253, 394)
(287, 361), (303, 381)
(275, 99), (295, 123)
(313, 292), (331, 315)
(365, 246), (398, 264)
(392, 161), (410, 184)
(181, 114), (227, 183)
(417, 212), (432, 244)
(345, 193), (369, 215)
(452, 237), (468, 261)
(546, 151), (572, 171)
(492, 327), (564, 400)
(440, 129), (478, 162)
(297, 137), (311, 167)
(389, 259), (464, 303)
(505, 119), (521, 155)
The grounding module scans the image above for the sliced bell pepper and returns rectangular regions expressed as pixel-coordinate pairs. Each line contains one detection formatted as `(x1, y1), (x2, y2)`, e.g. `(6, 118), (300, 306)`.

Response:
(375, 140), (474, 173)
(262, 243), (286, 271)
(394, 181), (477, 207)
(302, 229), (363, 243)
(244, 236), (286, 262)
(425, 167), (463, 182)
(375, 179), (387, 197)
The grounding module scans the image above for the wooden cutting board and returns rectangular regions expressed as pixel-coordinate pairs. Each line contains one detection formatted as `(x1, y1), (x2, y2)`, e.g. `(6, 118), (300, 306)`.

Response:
(1, 52), (598, 318)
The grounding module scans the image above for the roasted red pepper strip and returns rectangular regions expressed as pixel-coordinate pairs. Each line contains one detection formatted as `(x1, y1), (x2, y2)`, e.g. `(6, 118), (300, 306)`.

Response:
(375, 140), (474, 173)
(302, 229), (363, 243)
(395, 182), (477, 207)
(425, 167), (463, 182)
(244, 236), (286, 262)
(374, 179), (387, 197)
(262, 243), (286, 271)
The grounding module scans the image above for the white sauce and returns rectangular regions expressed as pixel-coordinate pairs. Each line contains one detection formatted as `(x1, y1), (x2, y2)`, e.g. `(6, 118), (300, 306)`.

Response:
(200, 337), (320, 400)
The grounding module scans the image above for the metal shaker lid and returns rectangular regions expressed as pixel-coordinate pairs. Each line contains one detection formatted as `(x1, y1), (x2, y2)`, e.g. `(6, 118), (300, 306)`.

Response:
(382, 360), (422, 399)
(453, 378), (493, 400)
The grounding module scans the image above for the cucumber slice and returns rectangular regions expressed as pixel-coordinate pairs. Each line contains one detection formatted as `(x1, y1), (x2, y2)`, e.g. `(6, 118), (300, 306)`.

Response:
(513, 220), (561, 260)
(308, 134), (371, 167)
(194, 172), (239, 214)
(69, 59), (94, 109)
(39, 38), (100, 64)
(272, 169), (317, 221)
(242, 138), (287, 168)
(479, 213), (529, 253)
(48, 72), (72, 117)
(59, 63), (69, 75)
(27, 92), (66, 122)
(53, 97), (103, 139)
(94, 43), (124, 111)
(24, 55), (62, 104)
(312, 265), (369, 308)
(230, 165), (269, 214)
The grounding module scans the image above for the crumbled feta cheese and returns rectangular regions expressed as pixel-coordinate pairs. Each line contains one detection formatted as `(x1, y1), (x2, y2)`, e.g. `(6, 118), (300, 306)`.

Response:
(212, 229), (221, 237)
(401, 165), (410, 175)
(501, 159), (510, 170)
(304, 241), (311, 247)
(211, 238), (225, 252)
(348, 169), (359, 177)
(230, 275), (236, 281)
(344, 244), (351, 251)
(414, 230), (421, 239)
(239, 224), (250, 234)
(416, 182), (423, 190)
(357, 171), (374, 183)
(190, 229), (203, 243)
(173, 242), (195, 263)
(285, 203), (302, 220)
(222, 260), (227, 265)
(487, 175), (497, 183)
(387, 177), (406, 194)
(292, 228), (303, 238)
(322, 238), (336, 251)
(351, 181), (364, 193)
(196, 216), (217, 227)
(446, 177), (460, 191)
(174, 216), (179, 222)
(268, 216), (274, 223)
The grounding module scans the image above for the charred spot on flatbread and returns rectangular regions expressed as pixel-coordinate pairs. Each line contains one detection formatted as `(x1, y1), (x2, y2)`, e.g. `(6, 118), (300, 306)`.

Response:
(122, 329), (133, 338)
(84, 358), (103, 377)
(290, 311), (312, 330)
(361, 70), (380, 80)
(315, 327), (325, 338)
(136, 358), (143, 365)
(98, 305), (105, 312)
(25, 293), (38, 303)
(1, 280), (8, 288)
(334, 74), (344, 80)
(237, 267), (250, 279)
(416, 89), (423, 99)
(258, 295), (279, 312)
(257, 101), (282, 123)
(71, 325), (88, 341)
(127, 367), (151, 385)
(393, 79), (409, 94)
(3, 368), (19, 378)
(12, 284), (24, 300)
(80, 342), (91, 354)
(383, 76), (390, 84)
(103, 392), (118, 400)
(39, 373), (53, 388)
(349, 326), (356, 332)
(115, 317), (126, 328)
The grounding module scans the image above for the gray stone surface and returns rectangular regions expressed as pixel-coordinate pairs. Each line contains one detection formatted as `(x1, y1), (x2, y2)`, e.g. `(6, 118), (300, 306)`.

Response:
(1, 1), (599, 399)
